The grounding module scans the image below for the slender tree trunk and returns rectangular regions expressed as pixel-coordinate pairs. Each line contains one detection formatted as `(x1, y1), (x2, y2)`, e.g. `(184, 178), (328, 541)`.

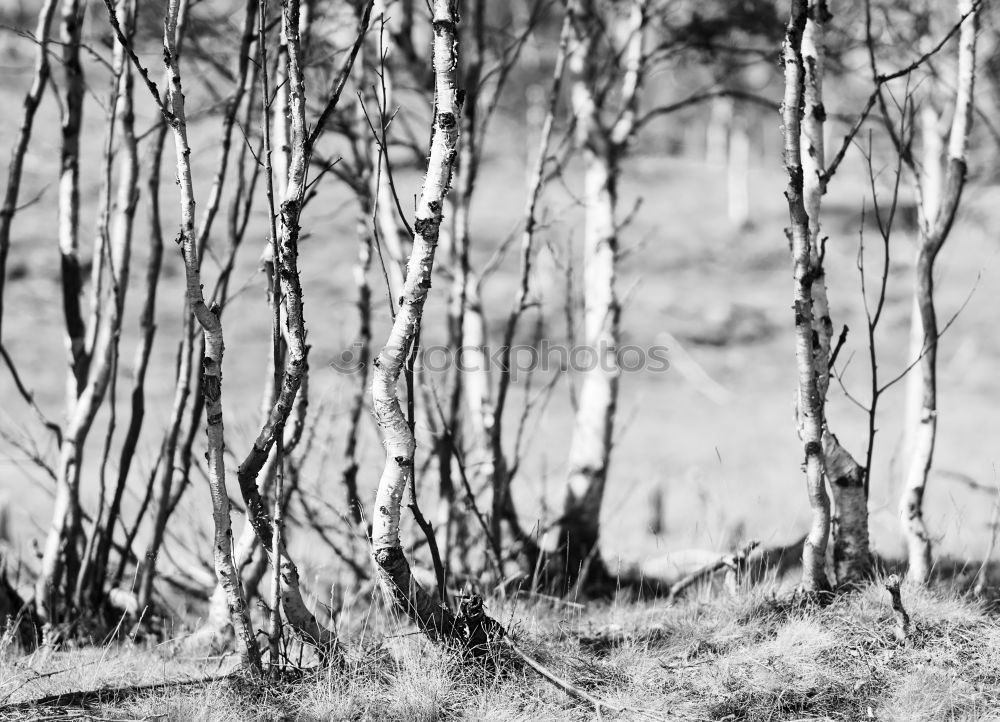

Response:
(76, 0), (140, 606)
(799, 0), (871, 586)
(899, 0), (976, 585)
(782, 0), (830, 593)
(371, 0), (466, 639)
(706, 96), (731, 166)
(137, 0), (255, 612)
(558, 147), (619, 587)
(36, 0), (87, 622)
(727, 112), (750, 228)
(58, 0), (87, 403)
(91, 117), (165, 608)
(370, 0), (407, 298)
(148, 0), (261, 672)
(902, 107), (943, 485)
(342, 194), (372, 527)
(489, 6), (574, 577)
(0, 0), (59, 342)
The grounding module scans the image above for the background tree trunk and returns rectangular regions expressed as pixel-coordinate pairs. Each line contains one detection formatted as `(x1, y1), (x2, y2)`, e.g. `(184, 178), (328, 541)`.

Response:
(899, 0), (977, 585)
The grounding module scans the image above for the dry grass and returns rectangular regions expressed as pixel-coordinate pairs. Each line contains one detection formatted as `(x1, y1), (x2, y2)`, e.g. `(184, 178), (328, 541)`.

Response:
(3, 577), (1000, 721)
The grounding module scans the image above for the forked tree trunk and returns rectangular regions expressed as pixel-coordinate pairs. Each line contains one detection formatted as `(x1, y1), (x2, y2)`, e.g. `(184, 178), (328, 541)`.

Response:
(549, 0), (645, 592)
(782, 0), (830, 593)
(900, 0), (977, 584)
(75, 0), (140, 607)
(800, 0), (871, 586)
(36, 0), (87, 622)
(226, 0), (338, 660)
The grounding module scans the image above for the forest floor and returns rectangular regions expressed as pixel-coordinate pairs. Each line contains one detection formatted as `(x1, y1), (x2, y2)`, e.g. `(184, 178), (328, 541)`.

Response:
(3, 577), (1000, 721)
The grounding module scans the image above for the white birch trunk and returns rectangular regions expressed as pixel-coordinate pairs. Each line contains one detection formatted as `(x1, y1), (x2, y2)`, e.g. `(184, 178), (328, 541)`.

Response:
(782, 0), (830, 593)
(902, 105), (944, 478)
(371, 0), (463, 638)
(554, 0), (645, 588)
(801, 0), (871, 585)
(58, 0), (87, 404)
(900, 0), (977, 584)
(559, 151), (619, 580)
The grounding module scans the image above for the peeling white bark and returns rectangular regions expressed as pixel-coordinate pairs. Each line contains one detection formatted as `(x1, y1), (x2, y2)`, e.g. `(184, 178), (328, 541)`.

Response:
(782, 0), (829, 593)
(371, 0), (462, 637)
(801, 0), (870, 586)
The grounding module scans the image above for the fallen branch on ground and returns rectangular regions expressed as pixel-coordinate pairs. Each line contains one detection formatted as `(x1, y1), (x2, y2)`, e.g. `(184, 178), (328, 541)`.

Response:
(667, 540), (760, 604)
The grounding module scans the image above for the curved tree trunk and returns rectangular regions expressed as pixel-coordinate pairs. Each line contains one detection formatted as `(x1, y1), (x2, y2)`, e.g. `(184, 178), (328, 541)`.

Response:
(370, 0), (475, 641)
(899, 0), (977, 585)
(115, 0), (262, 672)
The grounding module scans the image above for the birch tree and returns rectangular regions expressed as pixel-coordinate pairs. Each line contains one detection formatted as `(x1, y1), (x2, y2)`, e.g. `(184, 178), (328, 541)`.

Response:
(899, 0), (978, 584)
(370, 0), (503, 641)
(800, 0), (871, 586)
(136, 0), (255, 614)
(34, 0), (87, 621)
(544, 0), (646, 591)
(36, 0), (145, 622)
(103, 0), (263, 671)
(781, 0), (830, 593)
